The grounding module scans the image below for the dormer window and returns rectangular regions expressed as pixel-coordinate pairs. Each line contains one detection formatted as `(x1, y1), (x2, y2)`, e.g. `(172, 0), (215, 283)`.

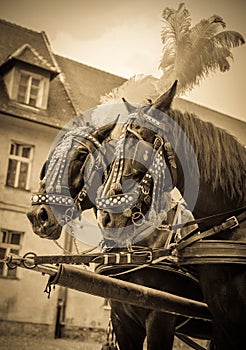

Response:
(0, 43), (59, 110)
(2, 64), (50, 110)
(17, 70), (43, 107)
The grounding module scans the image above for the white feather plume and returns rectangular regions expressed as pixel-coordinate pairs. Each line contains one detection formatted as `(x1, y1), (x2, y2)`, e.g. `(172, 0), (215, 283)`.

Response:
(99, 3), (245, 107)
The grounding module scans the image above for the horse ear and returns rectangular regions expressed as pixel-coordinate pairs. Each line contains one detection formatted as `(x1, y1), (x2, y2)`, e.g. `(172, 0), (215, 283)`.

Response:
(122, 97), (136, 114)
(93, 115), (120, 143)
(151, 80), (178, 111)
(40, 160), (48, 180)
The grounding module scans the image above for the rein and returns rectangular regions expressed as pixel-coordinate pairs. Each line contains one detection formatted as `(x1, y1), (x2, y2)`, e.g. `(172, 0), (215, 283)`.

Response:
(172, 205), (246, 230)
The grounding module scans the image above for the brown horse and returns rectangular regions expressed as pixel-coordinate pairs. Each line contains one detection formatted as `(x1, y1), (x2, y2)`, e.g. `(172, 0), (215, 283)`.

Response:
(96, 81), (246, 350)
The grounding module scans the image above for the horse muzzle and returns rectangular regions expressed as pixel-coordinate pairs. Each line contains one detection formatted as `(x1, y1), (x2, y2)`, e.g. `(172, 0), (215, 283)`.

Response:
(27, 204), (62, 240)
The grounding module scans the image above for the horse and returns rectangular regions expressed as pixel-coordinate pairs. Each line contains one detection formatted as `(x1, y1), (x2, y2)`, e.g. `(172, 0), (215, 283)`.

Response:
(96, 81), (246, 350)
(27, 107), (212, 350)
(27, 121), (115, 240)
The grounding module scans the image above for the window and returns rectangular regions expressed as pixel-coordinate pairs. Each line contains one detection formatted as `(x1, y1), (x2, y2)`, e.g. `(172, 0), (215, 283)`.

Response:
(2, 65), (50, 109)
(0, 229), (23, 278)
(6, 141), (34, 190)
(17, 72), (42, 107)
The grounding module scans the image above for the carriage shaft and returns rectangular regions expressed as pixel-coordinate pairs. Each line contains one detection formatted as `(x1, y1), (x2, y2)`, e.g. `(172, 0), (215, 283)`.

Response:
(3, 254), (211, 321)
(48, 264), (212, 321)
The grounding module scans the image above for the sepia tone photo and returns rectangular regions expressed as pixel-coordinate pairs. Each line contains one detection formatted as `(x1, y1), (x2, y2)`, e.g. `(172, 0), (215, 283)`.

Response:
(0, 1), (245, 349)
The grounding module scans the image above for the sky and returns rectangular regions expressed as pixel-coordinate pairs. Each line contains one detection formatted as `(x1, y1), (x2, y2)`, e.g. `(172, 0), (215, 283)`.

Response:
(1, 0), (246, 121)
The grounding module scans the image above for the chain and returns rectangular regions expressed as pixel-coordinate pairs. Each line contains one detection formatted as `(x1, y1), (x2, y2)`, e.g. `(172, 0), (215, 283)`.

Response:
(54, 209), (103, 256)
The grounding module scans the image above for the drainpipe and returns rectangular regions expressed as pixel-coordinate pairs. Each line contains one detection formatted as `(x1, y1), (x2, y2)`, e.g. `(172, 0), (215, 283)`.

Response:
(54, 230), (72, 338)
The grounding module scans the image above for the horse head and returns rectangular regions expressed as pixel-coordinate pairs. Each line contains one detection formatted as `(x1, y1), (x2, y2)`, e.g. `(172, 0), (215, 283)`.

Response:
(27, 123), (115, 240)
(96, 82), (181, 246)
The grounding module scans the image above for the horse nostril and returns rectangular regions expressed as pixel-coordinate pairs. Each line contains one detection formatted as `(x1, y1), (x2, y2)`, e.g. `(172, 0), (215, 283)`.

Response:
(26, 210), (33, 222)
(38, 207), (48, 224)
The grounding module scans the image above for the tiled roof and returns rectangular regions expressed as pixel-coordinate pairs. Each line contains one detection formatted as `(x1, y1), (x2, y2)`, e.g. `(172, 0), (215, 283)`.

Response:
(55, 55), (126, 113)
(0, 43), (59, 74)
(0, 19), (125, 128)
(0, 19), (58, 72)
(2, 18), (243, 141)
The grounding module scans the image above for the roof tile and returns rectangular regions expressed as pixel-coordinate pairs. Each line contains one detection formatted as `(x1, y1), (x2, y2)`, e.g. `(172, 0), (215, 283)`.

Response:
(0, 19), (126, 128)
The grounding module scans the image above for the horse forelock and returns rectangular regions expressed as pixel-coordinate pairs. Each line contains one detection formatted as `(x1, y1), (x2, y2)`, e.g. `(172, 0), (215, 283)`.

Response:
(167, 109), (245, 201)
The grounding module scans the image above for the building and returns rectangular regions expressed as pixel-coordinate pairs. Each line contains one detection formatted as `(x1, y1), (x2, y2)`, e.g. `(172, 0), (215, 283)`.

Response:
(0, 18), (125, 340)
(0, 18), (245, 340)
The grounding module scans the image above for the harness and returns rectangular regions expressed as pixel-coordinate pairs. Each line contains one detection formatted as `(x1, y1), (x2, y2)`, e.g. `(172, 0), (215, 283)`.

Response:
(31, 127), (104, 224)
(175, 209), (246, 265)
(96, 110), (178, 243)
(95, 108), (246, 265)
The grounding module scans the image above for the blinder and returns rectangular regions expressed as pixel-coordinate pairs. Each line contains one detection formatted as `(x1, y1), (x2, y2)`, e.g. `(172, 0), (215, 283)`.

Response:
(84, 140), (116, 189)
(40, 161), (48, 180)
(132, 139), (154, 172)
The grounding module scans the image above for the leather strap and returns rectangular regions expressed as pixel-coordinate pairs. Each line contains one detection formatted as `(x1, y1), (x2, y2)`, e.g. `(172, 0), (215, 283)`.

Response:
(172, 206), (246, 230)
(178, 240), (246, 265)
(34, 248), (171, 266)
(176, 212), (246, 252)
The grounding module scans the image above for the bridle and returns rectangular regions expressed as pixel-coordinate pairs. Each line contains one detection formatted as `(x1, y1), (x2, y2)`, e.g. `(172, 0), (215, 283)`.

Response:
(96, 109), (179, 242)
(30, 127), (105, 224)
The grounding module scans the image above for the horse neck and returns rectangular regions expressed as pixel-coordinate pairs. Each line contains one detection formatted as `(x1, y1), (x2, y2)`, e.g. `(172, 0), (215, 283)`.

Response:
(138, 229), (170, 249)
(168, 109), (245, 221)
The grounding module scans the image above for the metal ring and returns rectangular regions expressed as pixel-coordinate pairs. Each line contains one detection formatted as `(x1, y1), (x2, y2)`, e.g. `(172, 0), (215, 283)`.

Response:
(65, 207), (75, 222)
(132, 211), (145, 226)
(22, 252), (37, 269)
(6, 256), (17, 270)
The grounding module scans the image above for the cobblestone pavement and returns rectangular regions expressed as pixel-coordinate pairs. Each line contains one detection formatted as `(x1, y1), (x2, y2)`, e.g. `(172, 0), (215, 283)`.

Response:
(0, 335), (209, 349)
(0, 336), (101, 350)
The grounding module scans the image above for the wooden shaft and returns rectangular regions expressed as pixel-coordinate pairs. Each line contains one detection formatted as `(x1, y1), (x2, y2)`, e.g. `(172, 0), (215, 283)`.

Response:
(49, 264), (212, 321)
(4, 255), (211, 321)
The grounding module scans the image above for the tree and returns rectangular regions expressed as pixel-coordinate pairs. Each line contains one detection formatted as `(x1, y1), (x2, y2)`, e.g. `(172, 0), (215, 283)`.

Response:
(100, 3), (244, 104)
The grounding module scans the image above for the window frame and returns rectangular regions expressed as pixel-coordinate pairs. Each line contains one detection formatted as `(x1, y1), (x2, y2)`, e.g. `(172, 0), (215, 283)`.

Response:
(0, 229), (24, 279)
(16, 69), (45, 108)
(6, 141), (34, 191)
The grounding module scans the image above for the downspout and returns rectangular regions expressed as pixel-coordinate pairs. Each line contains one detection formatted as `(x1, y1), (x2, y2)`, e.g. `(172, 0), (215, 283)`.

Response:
(54, 231), (73, 338)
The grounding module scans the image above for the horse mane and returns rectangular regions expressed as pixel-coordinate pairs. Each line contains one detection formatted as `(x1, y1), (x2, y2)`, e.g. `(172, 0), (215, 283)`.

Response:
(167, 108), (245, 201)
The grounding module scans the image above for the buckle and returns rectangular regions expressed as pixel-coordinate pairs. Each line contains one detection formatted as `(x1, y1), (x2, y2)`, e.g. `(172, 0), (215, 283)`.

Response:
(132, 250), (153, 263)
(146, 251), (153, 263)
(227, 216), (239, 229)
